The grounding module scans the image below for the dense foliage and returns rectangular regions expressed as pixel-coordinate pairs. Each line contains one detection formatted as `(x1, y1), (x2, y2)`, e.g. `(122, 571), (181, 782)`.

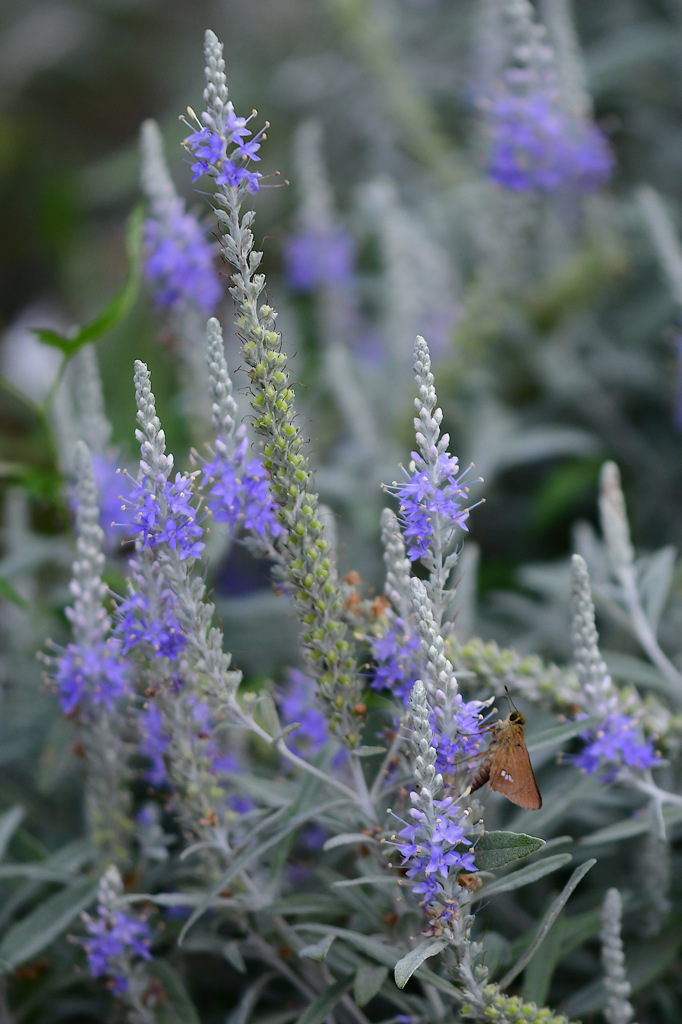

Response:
(2, 2), (682, 1022)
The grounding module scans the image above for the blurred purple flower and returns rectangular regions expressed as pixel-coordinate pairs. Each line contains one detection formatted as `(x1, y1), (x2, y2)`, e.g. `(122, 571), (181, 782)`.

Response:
(82, 906), (153, 996)
(54, 637), (129, 715)
(143, 198), (221, 315)
(574, 712), (659, 779)
(201, 437), (282, 539)
(485, 92), (613, 193)
(279, 669), (328, 755)
(284, 228), (355, 292)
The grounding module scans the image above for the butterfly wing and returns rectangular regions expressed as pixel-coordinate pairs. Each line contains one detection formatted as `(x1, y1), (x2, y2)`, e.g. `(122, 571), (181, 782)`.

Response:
(488, 729), (542, 809)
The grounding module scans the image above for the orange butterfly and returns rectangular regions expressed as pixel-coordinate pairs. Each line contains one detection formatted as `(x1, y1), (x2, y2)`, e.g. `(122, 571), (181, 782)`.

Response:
(468, 709), (542, 810)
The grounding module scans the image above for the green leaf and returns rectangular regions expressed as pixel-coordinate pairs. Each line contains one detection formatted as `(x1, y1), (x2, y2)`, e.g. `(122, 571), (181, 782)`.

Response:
(394, 939), (448, 989)
(299, 934), (336, 961)
(475, 831), (545, 871)
(637, 545), (676, 631)
(0, 807), (25, 861)
(292, 925), (400, 969)
(498, 859), (596, 989)
(580, 806), (682, 846)
(147, 960), (201, 1024)
(527, 715), (601, 754)
(179, 800), (347, 944)
(521, 914), (562, 1007)
(324, 832), (377, 851)
(32, 204), (144, 357)
(297, 977), (351, 1024)
(0, 876), (100, 970)
(354, 964), (388, 1007)
(0, 578), (29, 611)
(257, 692), (283, 739)
(222, 940), (247, 973)
(476, 854), (573, 900)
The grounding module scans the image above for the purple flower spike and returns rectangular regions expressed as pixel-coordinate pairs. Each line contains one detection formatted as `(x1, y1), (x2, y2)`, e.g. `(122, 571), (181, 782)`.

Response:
(485, 92), (613, 194)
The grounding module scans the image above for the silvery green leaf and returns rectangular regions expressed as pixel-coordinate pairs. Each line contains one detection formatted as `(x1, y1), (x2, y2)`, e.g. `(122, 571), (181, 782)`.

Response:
(498, 859), (596, 988)
(580, 806), (682, 846)
(475, 853), (573, 900)
(323, 832), (378, 851)
(179, 801), (347, 943)
(256, 692), (282, 739)
(636, 546), (676, 631)
(0, 807), (24, 862)
(475, 831), (545, 871)
(0, 877), (100, 970)
(299, 934), (336, 961)
(527, 715), (601, 754)
(394, 939), (448, 989)
(354, 964), (388, 1007)
(604, 650), (676, 696)
(297, 978), (351, 1024)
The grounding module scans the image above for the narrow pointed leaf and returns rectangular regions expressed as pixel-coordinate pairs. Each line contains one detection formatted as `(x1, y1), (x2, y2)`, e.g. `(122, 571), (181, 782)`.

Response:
(498, 859), (596, 988)
(394, 939), (448, 988)
(0, 807), (25, 862)
(354, 964), (388, 1007)
(475, 853), (573, 900)
(297, 977), (351, 1024)
(0, 877), (100, 970)
(299, 934), (336, 961)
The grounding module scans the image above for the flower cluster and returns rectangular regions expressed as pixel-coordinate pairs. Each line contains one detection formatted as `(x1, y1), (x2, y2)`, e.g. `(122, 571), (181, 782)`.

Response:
(284, 227), (355, 292)
(90, 454), (129, 550)
(369, 622), (422, 703)
(117, 585), (187, 661)
(81, 904), (153, 997)
(143, 197), (221, 315)
(184, 104), (264, 194)
(201, 437), (282, 538)
(278, 669), (329, 755)
(123, 472), (204, 560)
(139, 694), (238, 788)
(394, 797), (477, 903)
(574, 713), (659, 779)
(385, 452), (473, 562)
(54, 637), (129, 715)
(484, 92), (613, 193)
(432, 696), (488, 774)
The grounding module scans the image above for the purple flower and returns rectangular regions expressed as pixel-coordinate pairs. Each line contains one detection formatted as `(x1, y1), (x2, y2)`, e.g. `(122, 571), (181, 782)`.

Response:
(393, 797), (477, 904)
(385, 452), (473, 562)
(90, 454), (129, 550)
(139, 702), (169, 786)
(433, 695), (488, 771)
(138, 695), (241, 787)
(370, 623), (422, 703)
(184, 105), (263, 194)
(143, 197), (221, 315)
(117, 588), (187, 661)
(485, 92), (613, 194)
(82, 906), (153, 995)
(284, 228), (355, 292)
(279, 669), (329, 755)
(201, 438), (282, 539)
(123, 473), (204, 561)
(574, 713), (659, 779)
(54, 638), (129, 715)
